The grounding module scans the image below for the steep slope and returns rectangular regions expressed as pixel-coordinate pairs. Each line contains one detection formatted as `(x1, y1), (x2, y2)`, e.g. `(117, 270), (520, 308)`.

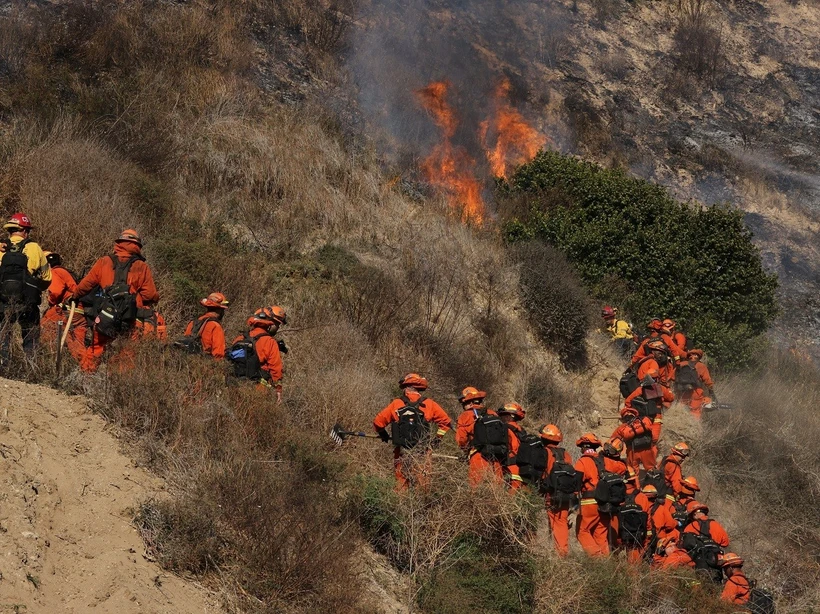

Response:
(0, 378), (215, 613)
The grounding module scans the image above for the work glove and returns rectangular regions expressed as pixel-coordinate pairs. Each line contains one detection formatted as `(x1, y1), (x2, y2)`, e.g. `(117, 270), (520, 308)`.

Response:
(376, 428), (390, 443)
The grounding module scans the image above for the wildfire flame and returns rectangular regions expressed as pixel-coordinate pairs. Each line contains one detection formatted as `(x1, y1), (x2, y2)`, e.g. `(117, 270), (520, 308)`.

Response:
(480, 79), (547, 179)
(416, 81), (485, 223)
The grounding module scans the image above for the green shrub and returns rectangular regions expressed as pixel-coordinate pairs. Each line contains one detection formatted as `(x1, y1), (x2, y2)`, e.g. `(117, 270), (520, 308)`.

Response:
(500, 151), (779, 370)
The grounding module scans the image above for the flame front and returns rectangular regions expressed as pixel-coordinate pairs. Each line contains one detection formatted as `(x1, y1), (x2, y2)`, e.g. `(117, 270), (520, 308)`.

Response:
(480, 79), (547, 179)
(416, 81), (485, 223)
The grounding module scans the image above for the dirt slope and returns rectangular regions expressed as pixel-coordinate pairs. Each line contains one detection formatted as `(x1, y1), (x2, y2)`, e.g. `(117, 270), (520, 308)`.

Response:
(0, 377), (215, 613)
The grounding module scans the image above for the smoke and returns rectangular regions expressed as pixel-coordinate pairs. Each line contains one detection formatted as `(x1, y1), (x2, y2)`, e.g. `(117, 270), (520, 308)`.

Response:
(347, 0), (572, 175)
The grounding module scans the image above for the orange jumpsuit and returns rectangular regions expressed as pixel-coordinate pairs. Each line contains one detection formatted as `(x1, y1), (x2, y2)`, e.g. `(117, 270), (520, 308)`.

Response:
(621, 486), (652, 563)
(73, 242), (160, 372)
(456, 408), (513, 487)
(232, 326), (284, 391)
(631, 333), (686, 365)
(184, 313), (226, 359)
(611, 415), (656, 474)
(575, 451), (610, 557)
(721, 572), (751, 605)
(41, 266), (87, 364)
(662, 456), (685, 499)
(647, 499), (679, 546)
(373, 390), (452, 491)
(678, 360), (714, 418)
(683, 518), (730, 549)
(503, 422), (525, 491)
(624, 384), (674, 457)
(653, 547), (695, 569)
(543, 445), (574, 556)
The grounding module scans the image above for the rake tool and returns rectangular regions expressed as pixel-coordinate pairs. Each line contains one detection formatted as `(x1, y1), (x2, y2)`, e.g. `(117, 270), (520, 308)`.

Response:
(329, 423), (460, 460)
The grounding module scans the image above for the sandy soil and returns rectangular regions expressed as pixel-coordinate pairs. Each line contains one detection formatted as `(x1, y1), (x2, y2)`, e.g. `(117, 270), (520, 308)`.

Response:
(0, 377), (216, 613)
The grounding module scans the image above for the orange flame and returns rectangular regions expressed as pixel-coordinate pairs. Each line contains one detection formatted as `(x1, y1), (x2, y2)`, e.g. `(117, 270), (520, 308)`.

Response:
(416, 81), (485, 223)
(480, 79), (547, 178)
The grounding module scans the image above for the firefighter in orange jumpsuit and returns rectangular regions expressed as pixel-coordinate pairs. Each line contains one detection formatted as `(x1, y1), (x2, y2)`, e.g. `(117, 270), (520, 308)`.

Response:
(677, 349), (714, 418)
(456, 387), (517, 487)
(620, 468), (652, 563)
(672, 475), (701, 528)
(232, 306), (286, 402)
(373, 373), (452, 491)
(662, 319), (688, 353)
(683, 501), (730, 549)
(574, 433), (611, 557)
(498, 403), (525, 491)
(183, 292), (229, 359)
(41, 252), (87, 363)
(643, 484), (679, 549)
(630, 319), (686, 365)
(623, 368), (674, 459)
(652, 537), (695, 569)
(72, 230), (160, 372)
(539, 424), (574, 556)
(661, 442), (690, 500)
(611, 406), (656, 475)
(719, 553), (751, 605)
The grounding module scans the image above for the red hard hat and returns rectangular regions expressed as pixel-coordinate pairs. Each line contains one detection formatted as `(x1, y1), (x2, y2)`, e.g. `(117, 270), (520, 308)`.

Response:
(681, 475), (701, 492)
(459, 387), (486, 404)
(620, 406), (639, 418)
(498, 402), (525, 421)
(399, 373), (428, 390)
(687, 348), (704, 359)
(115, 228), (142, 247)
(539, 423), (563, 443)
(200, 292), (230, 309)
(686, 500), (709, 516)
(4, 212), (32, 231)
(720, 553), (744, 568)
(602, 306), (616, 319)
(247, 306), (286, 328)
(575, 432), (602, 448)
(648, 318), (664, 332)
(671, 442), (691, 458)
(604, 437), (625, 457)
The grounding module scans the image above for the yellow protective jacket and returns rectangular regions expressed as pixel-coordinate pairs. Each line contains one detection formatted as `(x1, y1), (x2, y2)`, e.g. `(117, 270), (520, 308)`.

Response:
(0, 235), (52, 282)
(607, 319), (632, 340)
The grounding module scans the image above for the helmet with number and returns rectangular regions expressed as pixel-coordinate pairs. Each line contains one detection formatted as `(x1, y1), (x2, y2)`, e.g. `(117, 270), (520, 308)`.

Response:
(200, 292), (230, 310)
(720, 553), (744, 568)
(687, 348), (704, 359)
(671, 442), (691, 458)
(3, 212), (33, 231)
(646, 339), (668, 353)
(662, 318), (676, 332)
(115, 228), (142, 247)
(620, 406), (639, 418)
(539, 423), (563, 443)
(604, 437), (625, 457)
(602, 305), (616, 319)
(647, 318), (664, 332)
(399, 373), (428, 390)
(686, 501), (709, 516)
(247, 306), (286, 328)
(459, 387), (486, 404)
(681, 475), (701, 492)
(641, 484), (658, 498)
(575, 432), (602, 448)
(498, 402), (525, 421)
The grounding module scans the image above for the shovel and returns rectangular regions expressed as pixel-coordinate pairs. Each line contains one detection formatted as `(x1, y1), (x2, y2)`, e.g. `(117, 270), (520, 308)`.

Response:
(329, 423), (459, 460)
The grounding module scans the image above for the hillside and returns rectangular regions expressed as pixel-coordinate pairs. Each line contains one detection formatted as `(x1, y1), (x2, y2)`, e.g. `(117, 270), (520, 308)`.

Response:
(0, 377), (215, 613)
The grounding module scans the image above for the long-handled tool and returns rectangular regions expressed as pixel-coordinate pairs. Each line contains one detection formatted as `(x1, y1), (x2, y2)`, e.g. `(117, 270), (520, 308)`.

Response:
(329, 423), (459, 459)
(55, 302), (76, 378)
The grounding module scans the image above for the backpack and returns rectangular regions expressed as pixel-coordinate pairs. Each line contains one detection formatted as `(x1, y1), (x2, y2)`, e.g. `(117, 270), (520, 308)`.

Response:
(619, 370), (640, 399)
(544, 447), (580, 503)
(592, 455), (627, 514)
(631, 395), (661, 418)
(681, 519), (723, 582)
(472, 412), (508, 461)
(513, 429), (548, 487)
(391, 396), (429, 450)
(643, 457), (673, 500)
(94, 255), (141, 337)
(173, 317), (210, 354)
(673, 500), (689, 527)
(228, 332), (267, 379)
(618, 493), (648, 545)
(624, 417), (653, 451)
(0, 239), (40, 306)
(676, 362), (700, 390)
(748, 587), (775, 614)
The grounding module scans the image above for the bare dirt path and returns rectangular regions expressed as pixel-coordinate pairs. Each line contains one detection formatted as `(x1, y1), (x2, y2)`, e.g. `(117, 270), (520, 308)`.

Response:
(0, 377), (216, 613)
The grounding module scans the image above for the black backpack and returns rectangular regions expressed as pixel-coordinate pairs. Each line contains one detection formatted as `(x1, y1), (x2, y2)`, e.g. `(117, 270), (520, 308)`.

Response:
(624, 417), (653, 451)
(631, 395), (661, 418)
(391, 396), (429, 450)
(513, 429), (548, 486)
(544, 447), (579, 503)
(94, 255), (141, 337)
(619, 370), (640, 399)
(472, 412), (508, 461)
(228, 331), (267, 379)
(173, 317), (209, 354)
(592, 455), (627, 514)
(618, 493), (648, 545)
(673, 500), (690, 527)
(676, 362), (700, 390)
(681, 519), (723, 582)
(0, 238), (41, 306)
(748, 587), (775, 614)
(643, 457), (673, 500)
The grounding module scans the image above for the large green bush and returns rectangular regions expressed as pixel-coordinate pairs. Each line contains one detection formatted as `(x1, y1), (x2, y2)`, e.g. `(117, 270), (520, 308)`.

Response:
(500, 151), (779, 370)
